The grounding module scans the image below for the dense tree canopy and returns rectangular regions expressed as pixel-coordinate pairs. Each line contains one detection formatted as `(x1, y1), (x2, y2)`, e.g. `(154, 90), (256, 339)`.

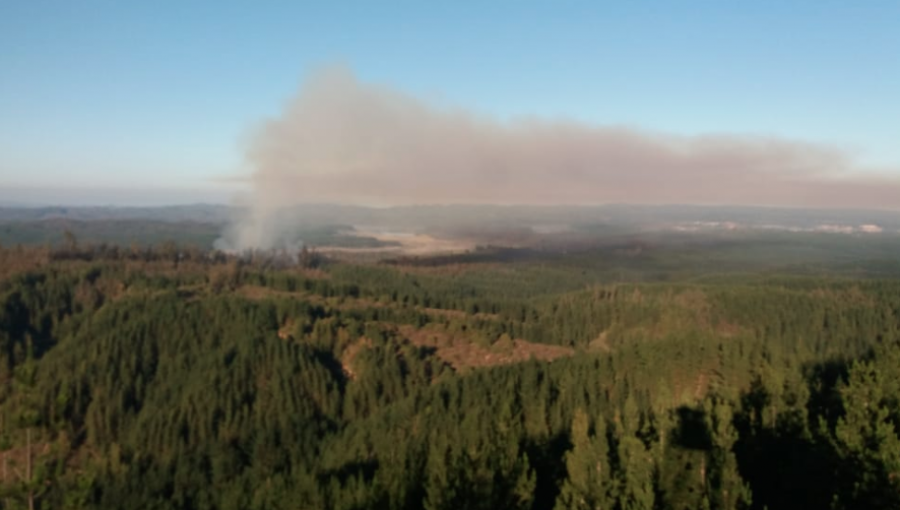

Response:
(0, 243), (898, 509)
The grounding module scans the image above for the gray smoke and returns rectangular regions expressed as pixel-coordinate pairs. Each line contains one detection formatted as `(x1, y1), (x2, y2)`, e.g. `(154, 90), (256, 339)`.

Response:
(218, 66), (900, 250)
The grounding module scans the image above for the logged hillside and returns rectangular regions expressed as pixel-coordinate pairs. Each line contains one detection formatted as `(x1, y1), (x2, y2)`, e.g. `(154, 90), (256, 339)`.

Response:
(0, 244), (899, 509)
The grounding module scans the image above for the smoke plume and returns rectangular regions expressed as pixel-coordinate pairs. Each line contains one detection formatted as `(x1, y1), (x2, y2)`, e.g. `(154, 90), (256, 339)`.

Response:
(220, 67), (900, 250)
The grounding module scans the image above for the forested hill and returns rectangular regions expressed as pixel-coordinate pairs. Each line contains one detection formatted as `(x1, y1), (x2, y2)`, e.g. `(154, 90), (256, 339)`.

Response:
(0, 244), (899, 509)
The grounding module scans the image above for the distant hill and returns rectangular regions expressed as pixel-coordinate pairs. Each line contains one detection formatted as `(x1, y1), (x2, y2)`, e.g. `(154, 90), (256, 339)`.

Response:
(1, 203), (898, 250)
(2, 203), (899, 230)
(0, 204), (233, 223)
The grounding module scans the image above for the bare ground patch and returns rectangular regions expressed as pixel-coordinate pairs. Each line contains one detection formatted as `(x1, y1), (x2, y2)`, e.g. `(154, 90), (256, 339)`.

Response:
(398, 324), (573, 372)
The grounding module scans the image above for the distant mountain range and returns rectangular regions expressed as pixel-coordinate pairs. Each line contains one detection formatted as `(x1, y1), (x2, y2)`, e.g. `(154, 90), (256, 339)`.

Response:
(2, 203), (900, 233)
(0, 204), (234, 223)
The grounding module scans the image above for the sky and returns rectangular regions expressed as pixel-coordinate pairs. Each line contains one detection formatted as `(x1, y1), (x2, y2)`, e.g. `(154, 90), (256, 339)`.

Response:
(1, 1), (899, 206)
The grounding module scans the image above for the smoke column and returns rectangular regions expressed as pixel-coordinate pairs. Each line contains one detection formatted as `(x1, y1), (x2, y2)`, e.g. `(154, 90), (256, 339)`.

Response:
(219, 66), (900, 250)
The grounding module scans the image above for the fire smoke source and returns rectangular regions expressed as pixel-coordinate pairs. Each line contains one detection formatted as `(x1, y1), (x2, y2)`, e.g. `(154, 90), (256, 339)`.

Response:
(218, 66), (900, 250)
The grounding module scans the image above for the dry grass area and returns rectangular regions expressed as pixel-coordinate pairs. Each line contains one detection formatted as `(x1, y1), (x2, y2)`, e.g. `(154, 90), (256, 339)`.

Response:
(237, 285), (312, 302)
(399, 324), (573, 372)
(340, 337), (374, 380)
(338, 326), (573, 380)
(234, 283), (572, 375)
(588, 330), (612, 352)
(320, 228), (478, 257)
(420, 307), (501, 321)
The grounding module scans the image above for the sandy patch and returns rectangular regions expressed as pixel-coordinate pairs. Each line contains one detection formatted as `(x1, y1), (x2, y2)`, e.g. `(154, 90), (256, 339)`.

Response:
(322, 227), (477, 256)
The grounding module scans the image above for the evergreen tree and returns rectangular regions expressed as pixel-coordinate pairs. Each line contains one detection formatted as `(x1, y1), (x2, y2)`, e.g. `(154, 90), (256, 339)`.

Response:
(832, 352), (900, 509)
(555, 408), (613, 510)
(614, 397), (655, 510)
(704, 395), (751, 510)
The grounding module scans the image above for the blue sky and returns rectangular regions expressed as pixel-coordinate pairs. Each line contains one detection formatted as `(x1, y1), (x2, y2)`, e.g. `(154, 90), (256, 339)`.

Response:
(1, 1), (898, 205)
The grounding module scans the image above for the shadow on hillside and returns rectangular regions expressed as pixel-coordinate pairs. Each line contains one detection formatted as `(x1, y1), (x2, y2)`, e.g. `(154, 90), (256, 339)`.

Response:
(731, 361), (850, 510)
